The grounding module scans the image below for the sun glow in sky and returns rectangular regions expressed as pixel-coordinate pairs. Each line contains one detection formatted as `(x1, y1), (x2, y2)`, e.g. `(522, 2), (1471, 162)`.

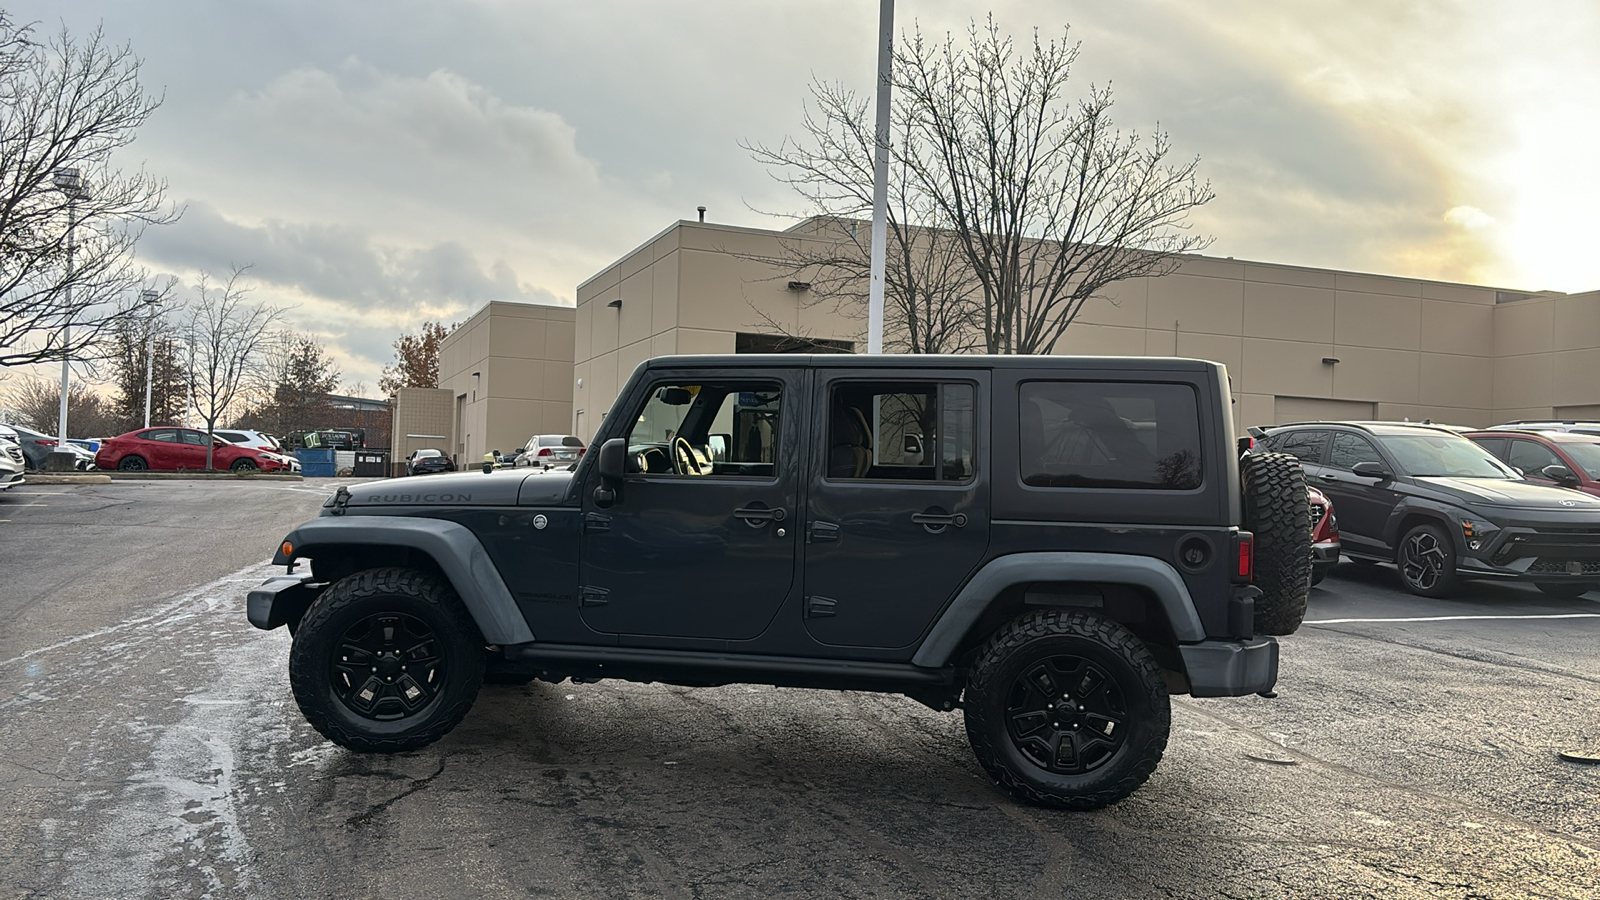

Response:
(5, 0), (1598, 389)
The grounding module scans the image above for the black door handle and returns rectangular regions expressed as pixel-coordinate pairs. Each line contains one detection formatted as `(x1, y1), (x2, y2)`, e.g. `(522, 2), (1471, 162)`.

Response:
(1319, 473), (1338, 482)
(912, 512), (967, 528)
(734, 505), (786, 525)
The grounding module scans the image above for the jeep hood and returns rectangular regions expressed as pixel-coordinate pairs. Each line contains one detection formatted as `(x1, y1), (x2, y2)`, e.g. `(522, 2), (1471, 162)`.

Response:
(1415, 477), (1600, 511)
(340, 469), (571, 507)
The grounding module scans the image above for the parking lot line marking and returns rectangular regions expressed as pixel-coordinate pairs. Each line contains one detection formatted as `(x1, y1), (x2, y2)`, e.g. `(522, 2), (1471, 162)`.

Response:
(1308, 613), (1600, 624)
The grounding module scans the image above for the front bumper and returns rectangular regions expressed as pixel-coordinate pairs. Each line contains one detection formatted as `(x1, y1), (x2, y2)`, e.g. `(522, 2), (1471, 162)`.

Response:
(1312, 539), (1341, 574)
(246, 571), (321, 630)
(1456, 524), (1600, 582)
(1180, 637), (1279, 697)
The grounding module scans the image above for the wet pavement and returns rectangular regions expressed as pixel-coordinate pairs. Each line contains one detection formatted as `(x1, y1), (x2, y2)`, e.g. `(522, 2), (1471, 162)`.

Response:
(2, 481), (1597, 898)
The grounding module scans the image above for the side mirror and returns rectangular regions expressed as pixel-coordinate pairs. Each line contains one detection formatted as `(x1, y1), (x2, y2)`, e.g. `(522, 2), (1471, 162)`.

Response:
(1351, 461), (1391, 480)
(597, 437), (628, 481)
(1542, 464), (1580, 485)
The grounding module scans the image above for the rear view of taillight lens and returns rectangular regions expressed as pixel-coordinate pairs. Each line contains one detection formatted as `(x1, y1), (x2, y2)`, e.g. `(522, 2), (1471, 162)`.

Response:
(1233, 531), (1254, 582)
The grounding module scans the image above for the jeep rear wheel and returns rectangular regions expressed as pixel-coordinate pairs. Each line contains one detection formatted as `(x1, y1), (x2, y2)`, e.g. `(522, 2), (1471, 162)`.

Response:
(1241, 452), (1312, 635)
(289, 567), (484, 752)
(963, 610), (1169, 810)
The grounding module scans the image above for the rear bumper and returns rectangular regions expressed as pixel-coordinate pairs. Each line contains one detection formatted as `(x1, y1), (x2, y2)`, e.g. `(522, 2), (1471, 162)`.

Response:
(1180, 637), (1279, 698)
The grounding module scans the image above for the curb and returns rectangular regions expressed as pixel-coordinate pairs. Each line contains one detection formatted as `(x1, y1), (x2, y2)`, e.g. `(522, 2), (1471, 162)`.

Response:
(20, 474), (113, 485)
(105, 472), (305, 482)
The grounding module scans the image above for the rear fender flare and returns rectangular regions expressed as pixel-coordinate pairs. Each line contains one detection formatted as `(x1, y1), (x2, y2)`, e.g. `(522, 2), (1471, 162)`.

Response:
(910, 552), (1206, 668)
(276, 516), (534, 645)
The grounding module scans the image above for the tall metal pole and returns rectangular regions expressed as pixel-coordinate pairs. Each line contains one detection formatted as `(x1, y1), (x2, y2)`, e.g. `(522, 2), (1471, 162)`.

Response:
(52, 168), (86, 449)
(866, 0), (894, 355)
(141, 290), (160, 428)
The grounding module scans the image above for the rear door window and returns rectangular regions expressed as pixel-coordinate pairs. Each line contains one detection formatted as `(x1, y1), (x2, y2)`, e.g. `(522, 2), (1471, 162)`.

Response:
(1020, 381), (1202, 490)
(1271, 430), (1330, 464)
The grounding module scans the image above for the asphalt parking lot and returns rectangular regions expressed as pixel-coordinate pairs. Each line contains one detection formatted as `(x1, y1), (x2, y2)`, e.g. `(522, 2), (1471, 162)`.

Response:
(1, 481), (1597, 899)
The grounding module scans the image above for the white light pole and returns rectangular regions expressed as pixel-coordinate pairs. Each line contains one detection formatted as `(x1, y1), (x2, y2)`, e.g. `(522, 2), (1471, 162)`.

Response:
(867, 0), (894, 354)
(52, 169), (88, 447)
(141, 290), (161, 428)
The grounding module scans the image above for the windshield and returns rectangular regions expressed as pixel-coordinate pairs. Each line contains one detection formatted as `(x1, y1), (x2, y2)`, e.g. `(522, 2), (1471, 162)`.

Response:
(1554, 441), (1600, 478)
(1379, 434), (1515, 478)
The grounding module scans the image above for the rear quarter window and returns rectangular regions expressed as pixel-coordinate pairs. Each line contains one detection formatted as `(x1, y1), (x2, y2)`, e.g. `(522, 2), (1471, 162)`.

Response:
(1020, 381), (1202, 490)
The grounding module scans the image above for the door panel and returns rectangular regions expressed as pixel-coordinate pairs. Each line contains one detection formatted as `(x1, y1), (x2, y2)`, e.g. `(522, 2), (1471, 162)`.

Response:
(578, 372), (801, 641)
(1318, 431), (1397, 553)
(803, 373), (990, 649)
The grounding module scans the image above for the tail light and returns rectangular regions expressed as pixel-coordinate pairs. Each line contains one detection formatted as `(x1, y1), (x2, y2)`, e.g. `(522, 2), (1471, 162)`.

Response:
(537, 447), (552, 457)
(1232, 531), (1254, 583)
(37, 439), (57, 447)
(578, 447), (586, 455)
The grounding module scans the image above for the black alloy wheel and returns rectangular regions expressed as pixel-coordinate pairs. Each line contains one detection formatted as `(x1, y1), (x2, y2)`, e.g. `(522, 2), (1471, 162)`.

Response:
(289, 568), (484, 752)
(231, 458), (258, 472)
(964, 609), (1169, 810)
(1397, 523), (1460, 598)
(117, 455), (148, 471)
(1005, 655), (1128, 777)
(331, 612), (444, 720)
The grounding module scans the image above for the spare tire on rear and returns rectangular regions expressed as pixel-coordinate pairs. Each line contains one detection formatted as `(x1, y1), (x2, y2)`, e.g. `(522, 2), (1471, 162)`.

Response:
(1240, 452), (1312, 635)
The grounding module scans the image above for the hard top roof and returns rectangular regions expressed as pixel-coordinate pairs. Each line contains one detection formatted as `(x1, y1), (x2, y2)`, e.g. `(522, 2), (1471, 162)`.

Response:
(1468, 428), (1600, 442)
(640, 353), (1222, 372)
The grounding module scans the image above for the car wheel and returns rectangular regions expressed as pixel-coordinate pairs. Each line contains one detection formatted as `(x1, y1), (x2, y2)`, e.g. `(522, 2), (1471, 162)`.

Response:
(1240, 452), (1312, 635)
(289, 567), (485, 753)
(963, 609), (1169, 810)
(1535, 582), (1597, 600)
(117, 455), (148, 471)
(230, 458), (258, 472)
(1396, 523), (1461, 598)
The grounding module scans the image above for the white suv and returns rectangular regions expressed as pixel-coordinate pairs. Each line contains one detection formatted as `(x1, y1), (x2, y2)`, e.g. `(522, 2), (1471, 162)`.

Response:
(0, 437), (23, 490)
(214, 429), (301, 472)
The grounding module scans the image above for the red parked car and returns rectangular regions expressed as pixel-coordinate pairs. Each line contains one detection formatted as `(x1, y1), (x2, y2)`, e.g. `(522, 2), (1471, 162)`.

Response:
(1465, 430), (1600, 499)
(1308, 486), (1341, 585)
(95, 427), (297, 473)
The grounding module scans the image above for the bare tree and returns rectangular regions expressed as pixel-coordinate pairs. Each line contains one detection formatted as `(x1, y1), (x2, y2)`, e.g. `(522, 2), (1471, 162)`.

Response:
(1, 375), (120, 437)
(752, 17), (1214, 355)
(183, 266), (283, 470)
(0, 15), (179, 368)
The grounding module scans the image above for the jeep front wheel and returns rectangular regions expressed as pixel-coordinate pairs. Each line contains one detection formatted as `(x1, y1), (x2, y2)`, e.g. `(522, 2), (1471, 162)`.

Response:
(963, 610), (1170, 810)
(289, 567), (485, 752)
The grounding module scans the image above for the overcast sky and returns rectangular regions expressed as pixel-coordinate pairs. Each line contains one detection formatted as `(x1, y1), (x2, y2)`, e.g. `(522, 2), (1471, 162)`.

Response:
(9, 0), (1599, 392)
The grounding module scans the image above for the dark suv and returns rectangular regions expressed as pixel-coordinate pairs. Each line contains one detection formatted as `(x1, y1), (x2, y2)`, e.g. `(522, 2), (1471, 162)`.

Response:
(1258, 421), (1600, 598)
(249, 355), (1311, 809)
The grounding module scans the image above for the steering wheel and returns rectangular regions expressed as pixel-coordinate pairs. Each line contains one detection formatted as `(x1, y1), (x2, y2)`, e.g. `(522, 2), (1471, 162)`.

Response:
(672, 436), (704, 476)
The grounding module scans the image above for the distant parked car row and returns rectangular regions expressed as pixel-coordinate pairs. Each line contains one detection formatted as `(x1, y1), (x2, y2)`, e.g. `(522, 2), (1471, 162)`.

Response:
(400, 434), (587, 478)
(1253, 419), (1600, 599)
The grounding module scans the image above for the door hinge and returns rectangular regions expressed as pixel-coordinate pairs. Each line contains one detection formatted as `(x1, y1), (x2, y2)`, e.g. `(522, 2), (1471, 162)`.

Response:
(805, 596), (837, 618)
(579, 585), (610, 607)
(584, 512), (611, 533)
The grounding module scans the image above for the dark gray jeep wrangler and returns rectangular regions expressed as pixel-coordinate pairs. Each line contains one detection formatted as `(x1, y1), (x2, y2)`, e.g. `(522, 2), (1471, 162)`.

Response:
(250, 354), (1310, 809)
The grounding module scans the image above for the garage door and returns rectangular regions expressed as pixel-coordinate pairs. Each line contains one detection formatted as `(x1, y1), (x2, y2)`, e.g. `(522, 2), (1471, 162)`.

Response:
(1273, 396), (1375, 425)
(1554, 405), (1600, 421)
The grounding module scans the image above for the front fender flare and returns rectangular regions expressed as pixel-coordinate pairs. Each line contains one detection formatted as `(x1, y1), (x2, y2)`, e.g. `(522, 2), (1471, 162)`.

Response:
(910, 552), (1206, 668)
(276, 516), (534, 645)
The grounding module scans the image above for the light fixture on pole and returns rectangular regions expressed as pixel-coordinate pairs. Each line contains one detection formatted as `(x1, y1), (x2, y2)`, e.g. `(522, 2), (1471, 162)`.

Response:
(141, 290), (161, 428)
(52, 168), (89, 451)
(866, 0), (894, 354)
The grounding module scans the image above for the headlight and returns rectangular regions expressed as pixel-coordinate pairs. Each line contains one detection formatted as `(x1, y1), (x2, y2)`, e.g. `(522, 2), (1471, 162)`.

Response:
(1459, 517), (1499, 551)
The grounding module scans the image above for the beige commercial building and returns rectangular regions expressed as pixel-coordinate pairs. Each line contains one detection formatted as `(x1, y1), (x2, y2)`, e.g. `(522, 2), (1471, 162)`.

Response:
(572, 219), (1600, 441)
(437, 300), (576, 466)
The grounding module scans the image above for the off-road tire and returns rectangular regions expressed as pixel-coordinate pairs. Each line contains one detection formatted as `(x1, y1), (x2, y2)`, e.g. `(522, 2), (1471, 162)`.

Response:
(1396, 522), (1461, 598)
(963, 609), (1170, 810)
(1535, 582), (1597, 600)
(289, 567), (484, 752)
(117, 455), (148, 471)
(1241, 452), (1312, 635)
